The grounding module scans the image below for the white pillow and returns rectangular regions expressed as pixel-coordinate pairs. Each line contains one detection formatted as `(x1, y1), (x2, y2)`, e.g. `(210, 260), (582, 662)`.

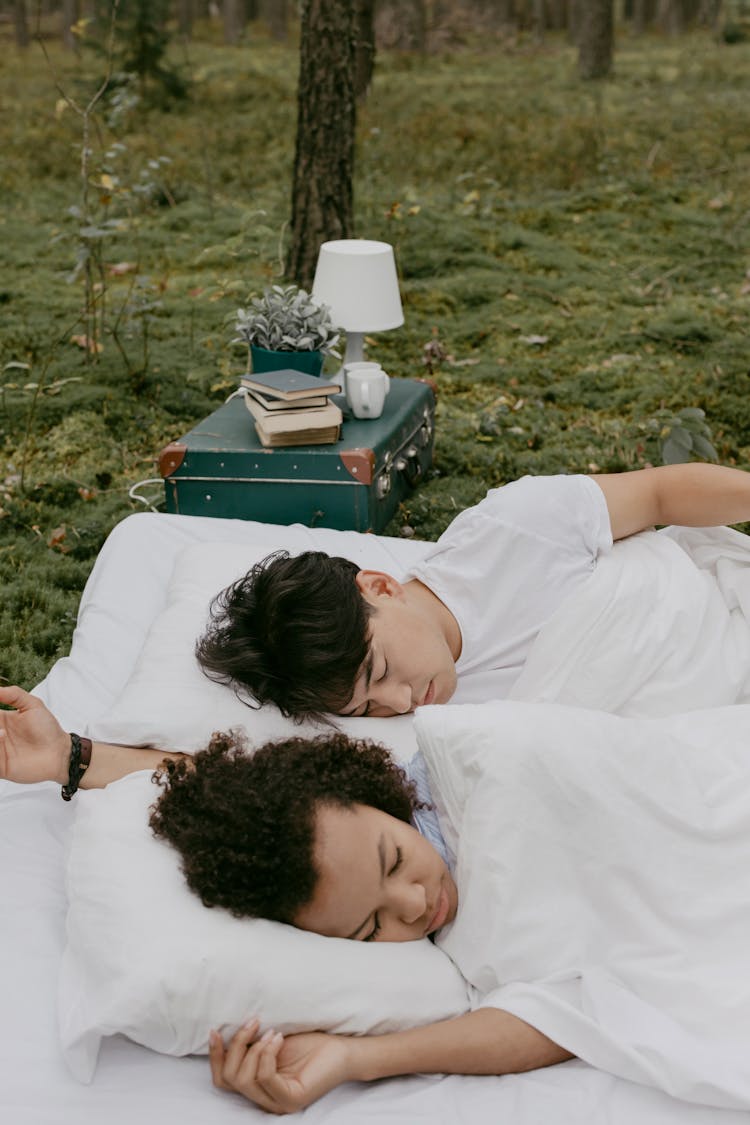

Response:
(90, 541), (423, 763)
(62, 539), (466, 1083)
(60, 770), (471, 1084)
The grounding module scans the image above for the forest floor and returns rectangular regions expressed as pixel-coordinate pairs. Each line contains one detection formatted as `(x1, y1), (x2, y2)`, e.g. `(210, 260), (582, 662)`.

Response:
(1, 22), (750, 687)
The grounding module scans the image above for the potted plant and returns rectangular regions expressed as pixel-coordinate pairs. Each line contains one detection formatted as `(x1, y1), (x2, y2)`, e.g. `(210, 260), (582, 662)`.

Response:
(234, 284), (341, 377)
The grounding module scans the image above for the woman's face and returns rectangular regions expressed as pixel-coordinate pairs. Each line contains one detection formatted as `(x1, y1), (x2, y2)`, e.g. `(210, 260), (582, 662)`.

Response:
(293, 802), (458, 942)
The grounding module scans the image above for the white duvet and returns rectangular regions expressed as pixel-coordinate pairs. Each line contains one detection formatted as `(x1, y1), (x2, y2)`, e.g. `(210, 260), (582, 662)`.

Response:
(414, 524), (750, 1110)
(510, 525), (750, 716)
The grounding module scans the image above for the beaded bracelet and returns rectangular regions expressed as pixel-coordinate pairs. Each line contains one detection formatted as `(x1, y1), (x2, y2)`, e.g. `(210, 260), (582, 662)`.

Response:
(61, 733), (93, 801)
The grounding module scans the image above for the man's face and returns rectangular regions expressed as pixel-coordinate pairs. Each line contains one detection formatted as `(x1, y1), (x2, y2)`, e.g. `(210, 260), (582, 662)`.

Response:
(293, 802), (458, 942)
(339, 571), (458, 718)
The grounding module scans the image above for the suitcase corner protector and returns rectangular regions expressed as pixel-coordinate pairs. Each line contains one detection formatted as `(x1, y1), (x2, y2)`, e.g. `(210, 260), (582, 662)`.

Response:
(340, 447), (375, 486)
(158, 441), (187, 479)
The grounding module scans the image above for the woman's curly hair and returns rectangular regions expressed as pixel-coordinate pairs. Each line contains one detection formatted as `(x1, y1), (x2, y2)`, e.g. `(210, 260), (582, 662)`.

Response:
(149, 730), (422, 925)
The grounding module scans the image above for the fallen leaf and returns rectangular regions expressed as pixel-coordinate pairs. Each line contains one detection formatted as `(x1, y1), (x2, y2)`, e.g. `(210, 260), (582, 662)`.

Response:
(70, 334), (103, 354)
(107, 261), (137, 276)
(48, 526), (70, 552)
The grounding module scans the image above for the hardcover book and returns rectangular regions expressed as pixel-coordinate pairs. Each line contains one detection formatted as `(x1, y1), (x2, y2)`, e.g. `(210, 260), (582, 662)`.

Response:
(247, 389), (329, 411)
(244, 393), (342, 435)
(254, 422), (342, 448)
(241, 368), (342, 401)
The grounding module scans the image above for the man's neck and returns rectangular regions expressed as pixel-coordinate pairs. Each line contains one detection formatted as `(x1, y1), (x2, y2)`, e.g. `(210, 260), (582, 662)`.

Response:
(402, 579), (462, 661)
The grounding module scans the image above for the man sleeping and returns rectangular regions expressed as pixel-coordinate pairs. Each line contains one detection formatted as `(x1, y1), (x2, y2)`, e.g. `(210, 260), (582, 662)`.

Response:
(195, 463), (750, 720)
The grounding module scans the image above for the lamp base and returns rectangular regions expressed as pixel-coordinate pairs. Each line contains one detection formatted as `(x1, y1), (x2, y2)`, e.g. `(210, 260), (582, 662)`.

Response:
(342, 331), (365, 368)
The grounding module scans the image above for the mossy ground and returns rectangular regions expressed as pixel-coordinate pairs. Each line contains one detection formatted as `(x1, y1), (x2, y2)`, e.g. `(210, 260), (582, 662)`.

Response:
(2, 23), (749, 687)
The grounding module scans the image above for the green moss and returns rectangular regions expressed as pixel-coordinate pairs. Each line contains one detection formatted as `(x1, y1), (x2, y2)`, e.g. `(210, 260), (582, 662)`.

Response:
(2, 30), (750, 684)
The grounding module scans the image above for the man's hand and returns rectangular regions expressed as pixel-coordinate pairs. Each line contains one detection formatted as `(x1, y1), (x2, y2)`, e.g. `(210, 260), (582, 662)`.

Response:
(0, 685), (71, 786)
(209, 1020), (353, 1115)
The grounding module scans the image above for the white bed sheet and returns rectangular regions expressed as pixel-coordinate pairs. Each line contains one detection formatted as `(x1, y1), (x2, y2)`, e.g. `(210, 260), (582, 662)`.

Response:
(2, 511), (749, 1125)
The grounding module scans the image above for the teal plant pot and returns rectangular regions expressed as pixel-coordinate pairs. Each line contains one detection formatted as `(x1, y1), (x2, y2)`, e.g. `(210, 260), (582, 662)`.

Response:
(250, 346), (324, 377)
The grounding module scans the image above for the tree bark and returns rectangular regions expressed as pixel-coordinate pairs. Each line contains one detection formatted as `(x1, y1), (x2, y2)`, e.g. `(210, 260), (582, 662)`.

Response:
(62, 0), (80, 48)
(263, 0), (288, 38)
(354, 0), (376, 100)
(578, 0), (613, 78)
(380, 0), (428, 51)
(223, 0), (243, 42)
(14, 0), (30, 47)
(287, 0), (356, 289)
(177, 0), (194, 37)
(656, 0), (682, 31)
(532, 0), (546, 40)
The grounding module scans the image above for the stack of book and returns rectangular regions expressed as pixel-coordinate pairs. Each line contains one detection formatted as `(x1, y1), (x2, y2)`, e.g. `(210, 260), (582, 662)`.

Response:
(241, 368), (343, 447)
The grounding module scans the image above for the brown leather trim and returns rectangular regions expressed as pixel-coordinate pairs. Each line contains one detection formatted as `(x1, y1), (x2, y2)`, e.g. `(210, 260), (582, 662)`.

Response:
(416, 376), (438, 400)
(340, 448), (375, 486)
(158, 442), (187, 479)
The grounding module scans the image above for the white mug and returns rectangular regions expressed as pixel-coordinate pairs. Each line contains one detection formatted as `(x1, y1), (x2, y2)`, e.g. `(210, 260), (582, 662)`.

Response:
(345, 365), (390, 420)
(342, 361), (385, 396)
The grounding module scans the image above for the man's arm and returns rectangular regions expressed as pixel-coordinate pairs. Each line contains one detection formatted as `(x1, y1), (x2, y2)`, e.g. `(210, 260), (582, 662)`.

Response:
(592, 463), (750, 542)
(209, 1009), (572, 1115)
(0, 685), (186, 789)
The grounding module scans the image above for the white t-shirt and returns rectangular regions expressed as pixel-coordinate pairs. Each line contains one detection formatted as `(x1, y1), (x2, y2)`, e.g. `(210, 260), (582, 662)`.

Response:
(405, 475), (613, 704)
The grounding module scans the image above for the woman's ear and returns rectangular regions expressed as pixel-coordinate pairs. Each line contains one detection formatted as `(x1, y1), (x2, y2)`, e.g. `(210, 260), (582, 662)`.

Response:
(355, 570), (404, 604)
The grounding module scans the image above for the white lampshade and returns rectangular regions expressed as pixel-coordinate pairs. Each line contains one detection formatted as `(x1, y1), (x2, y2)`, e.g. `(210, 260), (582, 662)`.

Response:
(312, 240), (404, 333)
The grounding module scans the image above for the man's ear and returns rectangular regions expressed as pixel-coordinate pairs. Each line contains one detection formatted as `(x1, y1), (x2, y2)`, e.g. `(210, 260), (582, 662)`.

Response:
(355, 570), (404, 604)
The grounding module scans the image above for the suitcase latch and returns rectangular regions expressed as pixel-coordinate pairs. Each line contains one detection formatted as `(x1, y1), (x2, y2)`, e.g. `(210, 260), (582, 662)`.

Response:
(376, 454), (393, 499)
(395, 445), (422, 487)
(418, 410), (433, 447)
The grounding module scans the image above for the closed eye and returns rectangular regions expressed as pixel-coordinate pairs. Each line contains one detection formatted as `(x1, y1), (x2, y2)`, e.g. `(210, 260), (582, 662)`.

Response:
(363, 914), (381, 942)
(377, 657), (389, 682)
(389, 846), (402, 876)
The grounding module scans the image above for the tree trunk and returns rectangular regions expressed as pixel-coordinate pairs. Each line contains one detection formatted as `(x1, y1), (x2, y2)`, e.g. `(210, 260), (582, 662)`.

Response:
(223, 0), (243, 42)
(578, 0), (613, 78)
(532, 0), (546, 40)
(263, 0), (288, 38)
(287, 0), (356, 289)
(656, 0), (682, 31)
(632, 0), (647, 31)
(177, 0), (194, 37)
(62, 0), (80, 48)
(697, 0), (721, 26)
(14, 0), (30, 47)
(354, 0), (376, 100)
(381, 0), (427, 50)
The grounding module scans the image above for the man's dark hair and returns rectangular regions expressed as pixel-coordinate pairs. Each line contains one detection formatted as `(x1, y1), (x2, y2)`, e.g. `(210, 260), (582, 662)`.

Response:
(149, 730), (422, 924)
(195, 551), (371, 722)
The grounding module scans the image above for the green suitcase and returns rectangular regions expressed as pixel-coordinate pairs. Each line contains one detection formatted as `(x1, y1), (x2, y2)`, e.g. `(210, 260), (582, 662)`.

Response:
(158, 378), (435, 533)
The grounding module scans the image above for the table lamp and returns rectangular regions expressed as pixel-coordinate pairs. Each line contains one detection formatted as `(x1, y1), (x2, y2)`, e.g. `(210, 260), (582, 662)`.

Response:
(312, 239), (404, 369)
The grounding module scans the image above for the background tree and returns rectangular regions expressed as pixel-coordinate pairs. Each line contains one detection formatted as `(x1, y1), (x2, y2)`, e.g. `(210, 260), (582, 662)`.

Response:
(13, 0), (30, 47)
(177, 0), (194, 38)
(62, 0), (81, 49)
(578, 0), (614, 77)
(263, 0), (288, 39)
(286, 0), (357, 289)
(354, 0), (376, 100)
(223, 0), (244, 43)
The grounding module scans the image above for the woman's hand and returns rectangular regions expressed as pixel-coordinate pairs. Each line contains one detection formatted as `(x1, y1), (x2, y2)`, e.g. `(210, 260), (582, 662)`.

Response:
(209, 1020), (354, 1115)
(0, 685), (71, 786)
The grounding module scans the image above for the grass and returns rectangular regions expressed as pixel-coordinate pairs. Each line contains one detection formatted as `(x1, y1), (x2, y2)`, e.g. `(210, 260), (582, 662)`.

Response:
(1, 23), (750, 687)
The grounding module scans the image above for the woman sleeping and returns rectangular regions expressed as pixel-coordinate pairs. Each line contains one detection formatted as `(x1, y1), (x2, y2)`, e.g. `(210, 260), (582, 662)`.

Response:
(151, 729), (572, 1114)
(4, 686), (750, 1114)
